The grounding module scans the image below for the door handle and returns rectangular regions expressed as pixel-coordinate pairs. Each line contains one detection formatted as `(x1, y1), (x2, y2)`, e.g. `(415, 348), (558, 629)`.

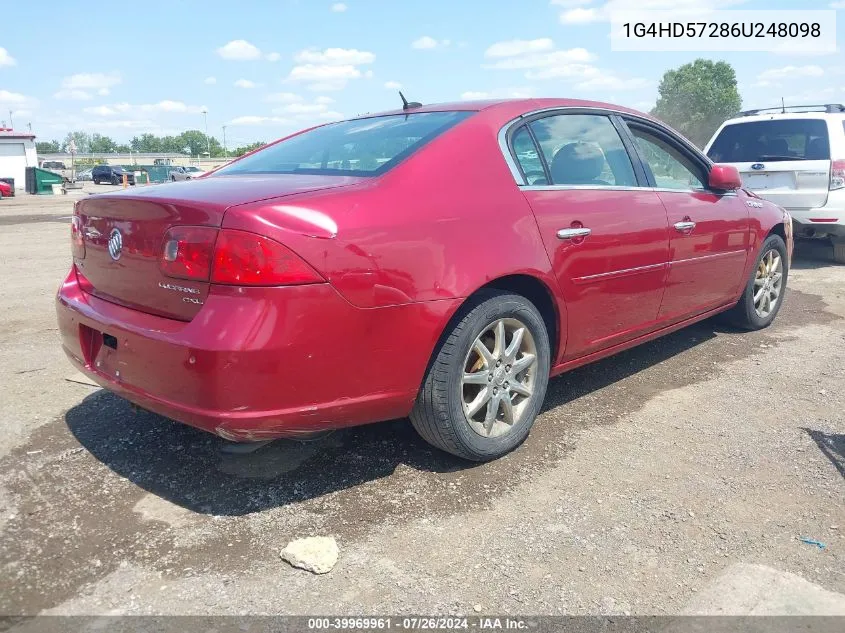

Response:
(674, 221), (696, 233)
(557, 227), (592, 240)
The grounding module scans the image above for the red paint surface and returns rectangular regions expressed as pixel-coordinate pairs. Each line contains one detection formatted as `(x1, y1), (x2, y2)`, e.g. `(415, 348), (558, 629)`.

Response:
(56, 99), (791, 440)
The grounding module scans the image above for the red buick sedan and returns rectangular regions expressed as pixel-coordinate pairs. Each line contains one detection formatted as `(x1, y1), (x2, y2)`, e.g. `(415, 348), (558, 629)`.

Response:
(56, 99), (792, 461)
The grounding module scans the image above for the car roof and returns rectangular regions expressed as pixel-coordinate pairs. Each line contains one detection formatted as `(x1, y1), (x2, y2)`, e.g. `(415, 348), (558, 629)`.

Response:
(353, 98), (658, 122)
(721, 112), (845, 125)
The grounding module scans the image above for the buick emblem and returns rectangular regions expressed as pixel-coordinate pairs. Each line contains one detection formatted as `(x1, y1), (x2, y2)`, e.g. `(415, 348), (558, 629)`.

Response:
(108, 228), (123, 261)
(751, 163), (765, 170)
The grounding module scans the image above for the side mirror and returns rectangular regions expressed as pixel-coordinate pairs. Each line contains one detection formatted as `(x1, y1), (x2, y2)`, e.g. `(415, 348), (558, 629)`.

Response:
(709, 164), (742, 191)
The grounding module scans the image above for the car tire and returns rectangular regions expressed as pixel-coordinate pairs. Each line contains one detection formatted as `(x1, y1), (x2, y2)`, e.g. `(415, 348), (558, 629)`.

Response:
(723, 234), (788, 330)
(93, 179), (99, 185)
(410, 290), (551, 461)
(111, 176), (119, 185)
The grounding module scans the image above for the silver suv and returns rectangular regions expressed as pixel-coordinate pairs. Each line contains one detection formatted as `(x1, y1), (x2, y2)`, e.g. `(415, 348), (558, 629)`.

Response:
(705, 104), (845, 262)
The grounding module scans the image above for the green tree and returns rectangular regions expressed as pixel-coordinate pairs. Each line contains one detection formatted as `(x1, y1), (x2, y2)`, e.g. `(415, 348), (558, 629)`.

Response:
(651, 59), (742, 148)
(36, 140), (61, 154)
(63, 131), (92, 154)
(234, 141), (265, 157)
(89, 133), (118, 153)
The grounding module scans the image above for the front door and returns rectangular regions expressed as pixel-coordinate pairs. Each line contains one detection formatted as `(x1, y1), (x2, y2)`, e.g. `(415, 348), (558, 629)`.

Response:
(511, 112), (671, 362)
(623, 120), (750, 323)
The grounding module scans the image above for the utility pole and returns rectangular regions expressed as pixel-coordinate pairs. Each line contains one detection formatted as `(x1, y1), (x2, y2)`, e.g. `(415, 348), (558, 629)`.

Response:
(8, 111), (12, 129)
(201, 109), (210, 156)
(222, 125), (227, 158)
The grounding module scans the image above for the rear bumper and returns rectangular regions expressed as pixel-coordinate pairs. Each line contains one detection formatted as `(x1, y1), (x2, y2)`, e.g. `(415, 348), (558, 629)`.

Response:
(787, 193), (845, 237)
(56, 268), (458, 440)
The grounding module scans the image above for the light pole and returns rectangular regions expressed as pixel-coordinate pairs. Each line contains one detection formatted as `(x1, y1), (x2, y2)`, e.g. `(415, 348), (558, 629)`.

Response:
(222, 125), (227, 159)
(8, 111), (12, 129)
(201, 109), (210, 156)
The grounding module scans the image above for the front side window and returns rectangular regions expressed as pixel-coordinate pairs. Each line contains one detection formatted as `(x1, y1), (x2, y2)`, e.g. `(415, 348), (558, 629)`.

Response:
(215, 111), (473, 177)
(525, 114), (637, 187)
(631, 127), (706, 191)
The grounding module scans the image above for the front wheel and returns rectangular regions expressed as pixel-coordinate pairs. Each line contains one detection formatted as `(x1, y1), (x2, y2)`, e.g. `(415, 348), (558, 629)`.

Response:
(411, 291), (551, 461)
(723, 234), (788, 330)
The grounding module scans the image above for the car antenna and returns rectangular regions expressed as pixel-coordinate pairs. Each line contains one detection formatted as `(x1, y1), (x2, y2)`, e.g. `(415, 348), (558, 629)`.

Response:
(399, 91), (422, 110)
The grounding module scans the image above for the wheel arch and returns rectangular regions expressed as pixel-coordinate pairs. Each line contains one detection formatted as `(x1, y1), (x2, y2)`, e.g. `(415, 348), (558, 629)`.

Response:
(418, 273), (565, 390)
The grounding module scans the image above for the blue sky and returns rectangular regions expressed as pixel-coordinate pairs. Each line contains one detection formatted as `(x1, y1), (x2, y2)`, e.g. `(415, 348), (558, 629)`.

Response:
(1, 0), (843, 148)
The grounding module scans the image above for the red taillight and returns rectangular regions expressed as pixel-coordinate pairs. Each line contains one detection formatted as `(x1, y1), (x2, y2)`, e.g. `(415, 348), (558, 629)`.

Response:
(71, 208), (85, 259)
(158, 227), (324, 286)
(159, 226), (217, 281)
(831, 159), (845, 191)
(211, 229), (323, 286)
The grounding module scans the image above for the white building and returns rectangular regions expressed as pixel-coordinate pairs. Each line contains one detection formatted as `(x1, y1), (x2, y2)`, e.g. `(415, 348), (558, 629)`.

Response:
(0, 128), (37, 193)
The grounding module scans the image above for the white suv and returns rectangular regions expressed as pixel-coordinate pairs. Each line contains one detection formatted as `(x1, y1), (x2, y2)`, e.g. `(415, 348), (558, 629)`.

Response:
(705, 104), (845, 263)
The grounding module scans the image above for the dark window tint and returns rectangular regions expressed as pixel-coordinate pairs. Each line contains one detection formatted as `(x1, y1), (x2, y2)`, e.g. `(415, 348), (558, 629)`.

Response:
(707, 119), (830, 162)
(511, 126), (547, 185)
(216, 111), (473, 177)
(527, 114), (637, 187)
(631, 127), (706, 190)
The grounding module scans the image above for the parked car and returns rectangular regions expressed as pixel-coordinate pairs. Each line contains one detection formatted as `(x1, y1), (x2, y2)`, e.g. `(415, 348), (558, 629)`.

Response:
(0, 180), (11, 199)
(39, 160), (74, 181)
(57, 99), (792, 461)
(705, 104), (845, 262)
(92, 165), (135, 185)
(76, 168), (94, 182)
(170, 166), (206, 181)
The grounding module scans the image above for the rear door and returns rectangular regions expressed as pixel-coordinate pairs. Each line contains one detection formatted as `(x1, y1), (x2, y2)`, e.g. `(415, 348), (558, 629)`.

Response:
(706, 118), (831, 210)
(509, 111), (671, 361)
(625, 119), (750, 322)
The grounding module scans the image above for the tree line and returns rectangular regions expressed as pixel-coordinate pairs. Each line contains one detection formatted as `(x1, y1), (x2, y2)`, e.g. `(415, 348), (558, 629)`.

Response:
(36, 59), (743, 160)
(36, 131), (266, 159)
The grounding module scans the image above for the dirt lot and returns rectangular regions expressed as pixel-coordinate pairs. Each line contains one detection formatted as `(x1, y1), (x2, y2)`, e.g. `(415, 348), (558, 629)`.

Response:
(0, 190), (843, 616)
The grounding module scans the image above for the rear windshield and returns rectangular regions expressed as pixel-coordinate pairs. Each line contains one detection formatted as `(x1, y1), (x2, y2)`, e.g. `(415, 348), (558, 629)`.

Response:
(707, 119), (830, 162)
(215, 111), (473, 177)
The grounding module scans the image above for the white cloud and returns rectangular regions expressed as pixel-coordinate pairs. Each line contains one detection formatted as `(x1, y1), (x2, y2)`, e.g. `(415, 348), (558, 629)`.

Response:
(217, 39), (262, 60)
(265, 92), (304, 103)
(331, 2), (348, 11)
(230, 115), (288, 126)
(485, 38), (555, 58)
(384, 80), (402, 89)
(234, 79), (258, 89)
(412, 36), (450, 50)
(460, 87), (534, 100)
(0, 90), (29, 104)
(754, 65), (824, 88)
(84, 105), (117, 116)
(54, 89), (92, 101)
(575, 74), (650, 91)
(294, 47), (375, 65)
(97, 88), (110, 96)
(484, 48), (594, 70)
(560, 7), (600, 23)
(831, 1), (845, 7)
(315, 96), (335, 104)
(287, 64), (363, 91)
(12, 109), (32, 118)
(0, 47), (17, 66)
(265, 52), (281, 62)
(61, 72), (122, 91)
(112, 100), (205, 114)
(204, 76), (217, 85)
(555, 0), (748, 23)
(277, 103), (329, 114)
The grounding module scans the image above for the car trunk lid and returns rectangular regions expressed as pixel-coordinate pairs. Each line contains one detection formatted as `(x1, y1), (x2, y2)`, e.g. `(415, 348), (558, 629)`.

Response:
(734, 160), (830, 209)
(73, 174), (362, 320)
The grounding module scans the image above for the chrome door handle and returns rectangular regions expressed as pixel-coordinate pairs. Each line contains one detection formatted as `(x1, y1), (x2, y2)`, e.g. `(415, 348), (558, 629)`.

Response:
(674, 221), (696, 233)
(557, 227), (592, 240)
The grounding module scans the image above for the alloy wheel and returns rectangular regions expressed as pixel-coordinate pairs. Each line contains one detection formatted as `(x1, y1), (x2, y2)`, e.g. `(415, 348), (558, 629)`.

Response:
(754, 249), (783, 318)
(460, 318), (537, 438)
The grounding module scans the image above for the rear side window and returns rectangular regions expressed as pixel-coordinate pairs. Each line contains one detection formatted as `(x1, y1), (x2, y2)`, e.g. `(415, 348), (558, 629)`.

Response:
(216, 111), (473, 177)
(708, 119), (830, 162)
(524, 114), (637, 187)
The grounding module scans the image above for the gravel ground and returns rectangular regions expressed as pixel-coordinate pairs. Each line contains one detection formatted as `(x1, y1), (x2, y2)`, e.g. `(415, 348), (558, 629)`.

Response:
(0, 192), (843, 616)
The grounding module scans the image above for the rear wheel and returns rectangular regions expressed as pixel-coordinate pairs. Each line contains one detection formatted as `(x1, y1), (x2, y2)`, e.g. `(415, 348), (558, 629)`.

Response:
(723, 234), (788, 330)
(111, 176), (119, 185)
(411, 291), (551, 461)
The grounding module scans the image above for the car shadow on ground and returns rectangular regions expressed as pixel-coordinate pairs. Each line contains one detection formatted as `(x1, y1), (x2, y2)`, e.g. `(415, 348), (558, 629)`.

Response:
(804, 428), (845, 479)
(792, 240), (838, 269)
(65, 316), (741, 516)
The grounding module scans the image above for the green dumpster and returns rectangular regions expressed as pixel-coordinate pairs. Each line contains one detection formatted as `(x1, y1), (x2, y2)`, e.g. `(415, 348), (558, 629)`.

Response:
(33, 168), (64, 194)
